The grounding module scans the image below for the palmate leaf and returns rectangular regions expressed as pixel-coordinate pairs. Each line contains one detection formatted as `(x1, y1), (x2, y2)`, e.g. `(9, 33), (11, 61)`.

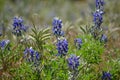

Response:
(41, 33), (51, 41)
(41, 28), (50, 35)
(38, 28), (51, 42)
(29, 35), (36, 41)
(79, 25), (90, 34)
(80, 26), (86, 34)
(30, 26), (51, 52)
(31, 28), (37, 36)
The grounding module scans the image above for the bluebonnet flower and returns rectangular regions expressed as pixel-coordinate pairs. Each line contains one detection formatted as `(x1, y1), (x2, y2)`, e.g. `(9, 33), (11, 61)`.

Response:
(102, 71), (111, 80)
(56, 39), (68, 56)
(0, 40), (10, 49)
(12, 16), (27, 36)
(24, 47), (40, 63)
(68, 54), (80, 70)
(93, 10), (104, 29)
(94, 0), (104, 29)
(100, 34), (107, 43)
(90, 0), (105, 38)
(96, 0), (104, 11)
(52, 17), (64, 36)
(74, 38), (82, 49)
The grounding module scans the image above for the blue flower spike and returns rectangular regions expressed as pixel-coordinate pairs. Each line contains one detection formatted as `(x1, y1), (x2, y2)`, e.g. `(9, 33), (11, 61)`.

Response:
(12, 16), (27, 36)
(91, 0), (105, 39)
(93, 9), (104, 29)
(68, 54), (80, 70)
(96, 0), (104, 11)
(24, 47), (40, 63)
(52, 17), (64, 36)
(56, 39), (68, 56)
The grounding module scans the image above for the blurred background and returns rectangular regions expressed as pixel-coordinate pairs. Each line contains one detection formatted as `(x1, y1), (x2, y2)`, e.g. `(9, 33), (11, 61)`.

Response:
(0, 0), (120, 53)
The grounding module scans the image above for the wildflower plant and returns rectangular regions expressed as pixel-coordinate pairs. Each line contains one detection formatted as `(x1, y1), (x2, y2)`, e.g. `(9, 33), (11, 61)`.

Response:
(0, 0), (119, 80)
(74, 34), (105, 79)
(30, 21), (51, 52)
(90, 0), (107, 41)
(0, 39), (24, 79)
(75, 34), (104, 64)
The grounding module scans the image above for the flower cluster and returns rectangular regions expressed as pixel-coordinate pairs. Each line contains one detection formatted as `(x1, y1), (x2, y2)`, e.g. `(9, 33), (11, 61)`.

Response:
(93, 9), (104, 29)
(56, 39), (68, 56)
(93, 0), (104, 29)
(67, 54), (80, 70)
(12, 16), (27, 36)
(52, 17), (64, 37)
(74, 38), (82, 49)
(96, 0), (104, 11)
(24, 47), (40, 65)
(101, 71), (111, 80)
(91, 0), (108, 42)
(0, 40), (10, 49)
